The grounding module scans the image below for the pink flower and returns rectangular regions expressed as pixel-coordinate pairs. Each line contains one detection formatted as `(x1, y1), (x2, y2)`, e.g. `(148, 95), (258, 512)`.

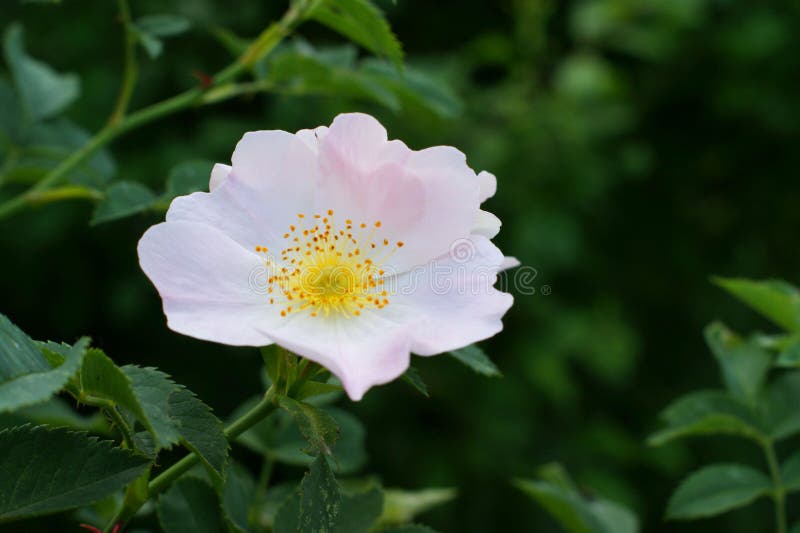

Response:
(138, 113), (513, 400)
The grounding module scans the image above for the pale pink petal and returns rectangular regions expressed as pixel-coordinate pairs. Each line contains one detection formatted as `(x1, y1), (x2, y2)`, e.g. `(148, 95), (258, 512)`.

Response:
(167, 131), (320, 252)
(316, 116), (481, 272)
(209, 163), (231, 191)
(138, 220), (277, 346)
(478, 170), (497, 203)
(263, 313), (414, 400)
(472, 209), (501, 239)
(388, 235), (513, 355)
(500, 256), (521, 270)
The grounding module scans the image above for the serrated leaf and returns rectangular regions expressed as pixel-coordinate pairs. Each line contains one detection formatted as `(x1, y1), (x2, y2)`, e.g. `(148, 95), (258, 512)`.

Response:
(782, 452), (800, 493)
(0, 424), (149, 522)
(704, 322), (772, 404)
(164, 159), (213, 199)
(666, 464), (771, 519)
(299, 454), (342, 533)
(448, 344), (501, 377)
(401, 366), (428, 397)
(157, 477), (225, 533)
(647, 390), (764, 446)
(3, 23), (79, 121)
(277, 395), (340, 456)
(168, 387), (228, 480)
(763, 371), (800, 441)
(120, 366), (227, 476)
(306, 0), (403, 66)
(136, 15), (191, 37)
(0, 313), (88, 413)
(0, 396), (108, 433)
(235, 399), (363, 474)
(92, 181), (156, 224)
(334, 486), (383, 533)
(379, 488), (456, 525)
(714, 277), (800, 332)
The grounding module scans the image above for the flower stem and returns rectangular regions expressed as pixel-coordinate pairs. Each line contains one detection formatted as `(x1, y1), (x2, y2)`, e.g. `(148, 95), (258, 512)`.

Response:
(107, 0), (138, 127)
(82, 396), (135, 450)
(762, 438), (787, 533)
(104, 385), (278, 532)
(0, 1), (306, 221)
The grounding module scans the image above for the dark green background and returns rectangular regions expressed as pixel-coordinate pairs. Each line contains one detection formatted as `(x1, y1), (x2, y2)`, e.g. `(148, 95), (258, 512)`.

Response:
(2, 0), (800, 531)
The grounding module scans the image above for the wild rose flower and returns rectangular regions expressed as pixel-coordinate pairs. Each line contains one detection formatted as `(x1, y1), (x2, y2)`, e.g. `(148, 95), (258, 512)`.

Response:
(138, 113), (514, 400)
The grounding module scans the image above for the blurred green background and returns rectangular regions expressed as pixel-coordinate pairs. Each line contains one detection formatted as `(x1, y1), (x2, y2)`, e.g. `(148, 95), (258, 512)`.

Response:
(2, 0), (800, 531)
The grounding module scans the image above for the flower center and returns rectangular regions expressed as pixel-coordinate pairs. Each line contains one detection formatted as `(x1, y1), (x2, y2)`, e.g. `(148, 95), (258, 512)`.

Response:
(255, 210), (404, 319)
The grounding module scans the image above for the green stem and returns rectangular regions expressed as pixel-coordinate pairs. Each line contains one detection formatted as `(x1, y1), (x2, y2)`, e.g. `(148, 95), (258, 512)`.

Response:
(763, 439), (787, 533)
(0, 1), (306, 222)
(104, 386), (278, 532)
(108, 0), (138, 126)
(83, 396), (135, 450)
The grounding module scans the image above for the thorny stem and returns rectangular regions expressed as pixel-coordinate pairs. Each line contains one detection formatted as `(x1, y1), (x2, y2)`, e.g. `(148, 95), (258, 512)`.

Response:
(0, 1), (307, 221)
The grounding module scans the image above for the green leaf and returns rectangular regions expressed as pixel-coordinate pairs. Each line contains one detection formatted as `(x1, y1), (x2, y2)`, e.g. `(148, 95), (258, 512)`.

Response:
(306, 0), (403, 66)
(0, 424), (149, 522)
(274, 490), (301, 533)
(647, 390), (764, 446)
(360, 59), (463, 119)
(164, 159), (213, 199)
(0, 313), (88, 412)
(379, 488), (456, 525)
(122, 366), (227, 478)
(92, 181), (156, 225)
(299, 454), (342, 533)
(167, 387), (229, 480)
(763, 371), (800, 441)
(134, 29), (164, 59)
(776, 338), (800, 367)
(666, 464), (771, 519)
(713, 277), (800, 332)
(136, 15), (191, 37)
(0, 396), (108, 433)
(157, 477), (225, 533)
(704, 322), (772, 404)
(235, 399), (364, 474)
(276, 395), (340, 456)
(3, 23), (79, 121)
(334, 486), (383, 533)
(221, 462), (257, 533)
(401, 366), (428, 397)
(448, 344), (502, 377)
(781, 451), (800, 493)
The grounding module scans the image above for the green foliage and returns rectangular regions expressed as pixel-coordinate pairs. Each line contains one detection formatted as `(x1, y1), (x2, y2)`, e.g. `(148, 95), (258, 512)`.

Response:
(401, 366), (428, 397)
(163, 159), (213, 199)
(134, 14), (191, 59)
(514, 464), (639, 533)
(157, 476), (225, 533)
(714, 277), (800, 332)
(3, 23), (78, 121)
(221, 462), (257, 533)
(299, 454), (342, 533)
(665, 464), (771, 520)
(448, 344), (502, 377)
(334, 485), (383, 533)
(704, 322), (772, 404)
(379, 488), (456, 526)
(277, 394), (340, 456)
(0, 313), (89, 413)
(0, 424), (149, 522)
(91, 181), (157, 225)
(306, 0), (403, 66)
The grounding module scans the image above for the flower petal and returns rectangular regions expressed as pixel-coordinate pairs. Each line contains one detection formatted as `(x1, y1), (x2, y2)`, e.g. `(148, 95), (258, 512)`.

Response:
(263, 313), (414, 401)
(167, 130), (320, 253)
(389, 235), (513, 355)
(138, 220), (277, 346)
(209, 163), (231, 191)
(472, 209), (501, 239)
(478, 170), (497, 203)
